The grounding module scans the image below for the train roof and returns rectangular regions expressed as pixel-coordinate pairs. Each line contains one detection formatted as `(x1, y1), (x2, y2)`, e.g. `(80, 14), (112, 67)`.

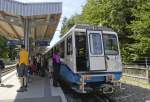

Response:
(59, 24), (115, 43)
(74, 24), (114, 32)
(44, 24), (116, 54)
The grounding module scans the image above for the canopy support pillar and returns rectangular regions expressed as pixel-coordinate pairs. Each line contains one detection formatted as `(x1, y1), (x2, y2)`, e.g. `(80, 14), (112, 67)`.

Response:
(24, 18), (31, 53)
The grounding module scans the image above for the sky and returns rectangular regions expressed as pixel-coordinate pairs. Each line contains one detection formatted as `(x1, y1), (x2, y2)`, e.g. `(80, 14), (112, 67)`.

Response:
(15, 0), (87, 47)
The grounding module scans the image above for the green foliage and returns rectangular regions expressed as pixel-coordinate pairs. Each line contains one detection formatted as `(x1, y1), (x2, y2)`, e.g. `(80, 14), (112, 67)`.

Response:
(0, 35), (9, 58)
(61, 0), (150, 63)
(82, 0), (137, 44)
(125, 1), (150, 61)
(60, 15), (83, 37)
(0, 35), (17, 59)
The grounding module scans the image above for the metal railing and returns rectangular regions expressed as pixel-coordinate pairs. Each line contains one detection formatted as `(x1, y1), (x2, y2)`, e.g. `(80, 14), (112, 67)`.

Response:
(123, 57), (150, 83)
(126, 57), (150, 68)
(2, 64), (16, 76)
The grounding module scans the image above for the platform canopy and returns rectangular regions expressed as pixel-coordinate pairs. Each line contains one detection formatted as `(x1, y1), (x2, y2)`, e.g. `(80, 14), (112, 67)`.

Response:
(0, 0), (62, 46)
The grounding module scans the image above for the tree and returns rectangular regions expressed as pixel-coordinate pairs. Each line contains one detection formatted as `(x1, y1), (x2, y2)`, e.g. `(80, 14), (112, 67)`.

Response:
(127, 0), (150, 60)
(60, 14), (83, 36)
(60, 0), (150, 63)
(0, 35), (9, 58)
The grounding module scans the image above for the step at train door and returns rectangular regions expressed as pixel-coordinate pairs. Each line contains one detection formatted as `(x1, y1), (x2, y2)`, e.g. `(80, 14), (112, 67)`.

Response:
(87, 30), (106, 71)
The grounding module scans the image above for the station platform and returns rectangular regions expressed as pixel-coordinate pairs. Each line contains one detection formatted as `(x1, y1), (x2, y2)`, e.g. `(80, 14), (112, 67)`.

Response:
(0, 71), (67, 102)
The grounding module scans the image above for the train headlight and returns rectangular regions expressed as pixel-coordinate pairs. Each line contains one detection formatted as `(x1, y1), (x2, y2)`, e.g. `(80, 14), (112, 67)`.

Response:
(80, 75), (91, 82)
(84, 75), (91, 80)
(107, 74), (115, 81)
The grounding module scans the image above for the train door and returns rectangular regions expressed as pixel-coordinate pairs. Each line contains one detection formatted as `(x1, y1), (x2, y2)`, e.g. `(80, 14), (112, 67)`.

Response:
(87, 30), (106, 71)
(103, 32), (122, 71)
(75, 32), (89, 72)
(65, 35), (74, 72)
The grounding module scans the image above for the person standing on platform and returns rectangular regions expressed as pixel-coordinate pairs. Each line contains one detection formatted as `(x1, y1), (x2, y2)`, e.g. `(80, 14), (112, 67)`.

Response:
(17, 45), (29, 92)
(40, 56), (45, 77)
(48, 58), (53, 78)
(30, 59), (37, 76)
(41, 56), (48, 77)
(0, 59), (5, 86)
(32, 56), (37, 75)
(52, 49), (60, 87)
(36, 54), (41, 76)
(44, 56), (49, 74)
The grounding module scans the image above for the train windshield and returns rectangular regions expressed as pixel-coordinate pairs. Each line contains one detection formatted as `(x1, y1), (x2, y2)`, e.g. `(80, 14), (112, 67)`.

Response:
(103, 34), (119, 55)
(89, 33), (103, 55)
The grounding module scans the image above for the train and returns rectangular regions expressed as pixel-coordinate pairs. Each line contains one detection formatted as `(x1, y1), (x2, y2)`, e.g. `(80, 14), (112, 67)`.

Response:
(46, 24), (123, 93)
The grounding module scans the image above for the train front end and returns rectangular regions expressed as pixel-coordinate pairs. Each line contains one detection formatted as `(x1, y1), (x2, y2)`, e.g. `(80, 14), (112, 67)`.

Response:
(74, 26), (123, 93)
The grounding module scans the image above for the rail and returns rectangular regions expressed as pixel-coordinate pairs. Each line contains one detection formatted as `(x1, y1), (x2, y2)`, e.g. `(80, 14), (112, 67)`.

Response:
(2, 64), (16, 76)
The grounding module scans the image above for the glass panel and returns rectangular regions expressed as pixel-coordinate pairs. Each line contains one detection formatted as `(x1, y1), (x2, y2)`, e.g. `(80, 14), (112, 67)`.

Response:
(103, 34), (119, 55)
(67, 36), (72, 55)
(60, 41), (64, 58)
(89, 33), (102, 55)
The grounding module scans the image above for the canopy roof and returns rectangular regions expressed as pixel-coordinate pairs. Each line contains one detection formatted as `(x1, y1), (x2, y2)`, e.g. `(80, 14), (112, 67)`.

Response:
(0, 0), (62, 42)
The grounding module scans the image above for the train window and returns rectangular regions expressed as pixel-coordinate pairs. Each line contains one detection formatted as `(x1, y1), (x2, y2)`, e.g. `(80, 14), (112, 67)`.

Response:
(75, 34), (86, 57)
(103, 34), (119, 55)
(89, 33), (102, 55)
(60, 41), (65, 58)
(67, 36), (73, 55)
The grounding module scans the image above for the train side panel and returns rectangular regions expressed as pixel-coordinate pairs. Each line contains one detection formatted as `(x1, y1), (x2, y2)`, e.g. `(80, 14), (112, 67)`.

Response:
(48, 24), (123, 93)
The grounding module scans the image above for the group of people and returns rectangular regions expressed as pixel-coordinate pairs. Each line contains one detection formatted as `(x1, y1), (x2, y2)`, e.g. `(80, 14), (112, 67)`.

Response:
(16, 45), (48, 92)
(29, 54), (48, 77)
(0, 44), (61, 91)
(16, 45), (61, 92)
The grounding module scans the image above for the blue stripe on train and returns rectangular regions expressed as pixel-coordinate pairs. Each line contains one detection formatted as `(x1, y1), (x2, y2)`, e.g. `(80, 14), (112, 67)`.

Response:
(59, 64), (122, 83)
(85, 72), (122, 83)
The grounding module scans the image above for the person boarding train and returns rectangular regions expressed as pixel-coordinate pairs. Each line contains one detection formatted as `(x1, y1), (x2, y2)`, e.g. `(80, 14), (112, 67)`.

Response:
(52, 49), (61, 87)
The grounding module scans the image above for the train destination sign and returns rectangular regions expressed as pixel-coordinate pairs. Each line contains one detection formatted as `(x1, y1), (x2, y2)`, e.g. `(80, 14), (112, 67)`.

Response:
(35, 40), (50, 46)
(7, 40), (21, 46)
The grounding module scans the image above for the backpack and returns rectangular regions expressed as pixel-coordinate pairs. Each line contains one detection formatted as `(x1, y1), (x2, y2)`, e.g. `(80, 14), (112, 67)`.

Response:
(0, 60), (5, 69)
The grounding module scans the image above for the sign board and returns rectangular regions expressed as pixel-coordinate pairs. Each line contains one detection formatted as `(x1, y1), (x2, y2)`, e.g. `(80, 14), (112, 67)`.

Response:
(35, 40), (50, 46)
(7, 40), (20, 46)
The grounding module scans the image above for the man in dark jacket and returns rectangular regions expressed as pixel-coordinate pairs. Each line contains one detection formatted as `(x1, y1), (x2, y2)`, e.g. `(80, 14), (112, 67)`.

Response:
(0, 59), (5, 86)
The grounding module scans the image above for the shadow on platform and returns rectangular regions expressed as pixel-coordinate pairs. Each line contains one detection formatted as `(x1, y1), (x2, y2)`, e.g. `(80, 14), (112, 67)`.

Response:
(0, 84), (14, 88)
(0, 72), (62, 102)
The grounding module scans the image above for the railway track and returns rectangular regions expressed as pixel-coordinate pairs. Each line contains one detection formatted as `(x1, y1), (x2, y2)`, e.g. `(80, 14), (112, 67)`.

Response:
(64, 91), (117, 102)
(2, 65), (16, 76)
(93, 94), (116, 102)
(60, 82), (117, 102)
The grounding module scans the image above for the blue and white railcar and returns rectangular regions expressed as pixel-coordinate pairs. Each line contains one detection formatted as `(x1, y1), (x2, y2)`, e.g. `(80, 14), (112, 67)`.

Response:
(49, 24), (123, 93)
